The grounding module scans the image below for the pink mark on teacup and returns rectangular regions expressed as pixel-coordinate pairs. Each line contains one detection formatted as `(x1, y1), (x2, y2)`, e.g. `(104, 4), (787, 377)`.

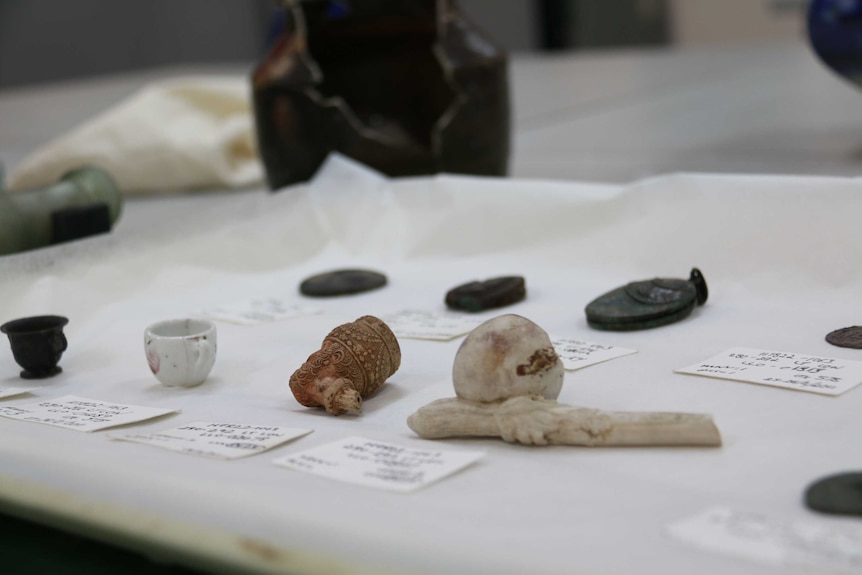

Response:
(146, 347), (160, 374)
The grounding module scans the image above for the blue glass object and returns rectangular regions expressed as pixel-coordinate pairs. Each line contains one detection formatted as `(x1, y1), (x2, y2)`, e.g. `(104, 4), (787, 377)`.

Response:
(264, 7), (287, 49)
(808, 0), (862, 85)
(265, 2), (352, 50)
(325, 0), (351, 19)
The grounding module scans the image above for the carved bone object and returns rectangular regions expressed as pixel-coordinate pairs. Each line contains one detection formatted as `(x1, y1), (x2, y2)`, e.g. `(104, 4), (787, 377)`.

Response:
(407, 314), (721, 447)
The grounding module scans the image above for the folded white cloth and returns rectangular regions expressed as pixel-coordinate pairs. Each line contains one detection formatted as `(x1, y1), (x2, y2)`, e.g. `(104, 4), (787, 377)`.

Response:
(9, 76), (263, 195)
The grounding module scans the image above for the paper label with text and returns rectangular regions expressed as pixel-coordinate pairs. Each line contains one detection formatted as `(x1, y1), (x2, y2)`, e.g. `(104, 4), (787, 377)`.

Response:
(551, 337), (636, 371)
(199, 297), (321, 325)
(273, 436), (484, 492)
(668, 506), (862, 572)
(0, 386), (32, 400)
(0, 395), (177, 432)
(675, 347), (862, 395)
(383, 310), (483, 341)
(112, 422), (312, 459)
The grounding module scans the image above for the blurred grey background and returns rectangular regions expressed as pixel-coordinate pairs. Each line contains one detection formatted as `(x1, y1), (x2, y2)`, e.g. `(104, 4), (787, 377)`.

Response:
(0, 0), (804, 89)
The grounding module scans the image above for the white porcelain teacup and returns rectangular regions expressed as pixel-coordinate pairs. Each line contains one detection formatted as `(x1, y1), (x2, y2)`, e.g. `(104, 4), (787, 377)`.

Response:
(144, 318), (217, 387)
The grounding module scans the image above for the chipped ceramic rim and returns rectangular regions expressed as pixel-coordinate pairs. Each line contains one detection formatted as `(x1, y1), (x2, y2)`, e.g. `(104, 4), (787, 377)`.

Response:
(145, 318), (215, 339)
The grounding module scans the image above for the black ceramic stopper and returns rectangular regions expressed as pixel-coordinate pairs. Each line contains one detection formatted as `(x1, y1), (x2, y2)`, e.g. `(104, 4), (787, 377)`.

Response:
(51, 203), (112, 244)
(1, 315), (69, 379)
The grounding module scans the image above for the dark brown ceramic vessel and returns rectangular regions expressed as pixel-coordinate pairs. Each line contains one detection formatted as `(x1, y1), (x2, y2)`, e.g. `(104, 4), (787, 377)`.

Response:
(252, 0), (510, 189)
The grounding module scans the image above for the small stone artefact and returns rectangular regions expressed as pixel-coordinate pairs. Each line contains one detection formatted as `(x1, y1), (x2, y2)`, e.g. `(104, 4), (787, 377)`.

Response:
(290, 316), (401, 415)
(825, 326), (862, 349)
(585, 268), (708, 331)
(445, 276), (526, 312)
(299, 269), (387, 297)
(804, 472), (862, 516)
(1, 315), (69, 379)
(408, 314), (721, 447)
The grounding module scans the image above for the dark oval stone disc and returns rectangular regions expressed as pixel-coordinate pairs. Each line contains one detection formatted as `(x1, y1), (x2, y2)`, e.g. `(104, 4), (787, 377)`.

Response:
(825, 326), (862, 349)
(804, 472), (862, 516)
(300, 269), (387, 297)
(445, 276), (526, 312)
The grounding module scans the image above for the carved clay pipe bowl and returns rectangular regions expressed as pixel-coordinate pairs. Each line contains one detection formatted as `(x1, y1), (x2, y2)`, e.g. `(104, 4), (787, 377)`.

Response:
(290, 315), (401, 415)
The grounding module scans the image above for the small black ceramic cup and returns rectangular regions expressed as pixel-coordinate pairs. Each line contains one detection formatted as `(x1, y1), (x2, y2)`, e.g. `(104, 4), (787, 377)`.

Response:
(1, 315), (69, 379)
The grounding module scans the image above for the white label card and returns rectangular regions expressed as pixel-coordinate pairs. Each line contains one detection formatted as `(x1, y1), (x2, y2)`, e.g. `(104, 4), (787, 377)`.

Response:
(675, 347), (862, 396)
(273, 436), (484, 492)
(0, 386), (32, 400)
(199, 297), (321, 325)
(382, 310), (482, 341)
(550, 337), (637, 371)
(112, 422), (312, 459)
(668, 506), (862, 572)
(0, 395), (177, 432)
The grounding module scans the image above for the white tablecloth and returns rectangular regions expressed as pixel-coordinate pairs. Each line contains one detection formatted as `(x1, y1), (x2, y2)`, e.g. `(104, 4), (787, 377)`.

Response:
(1, 155), (860, 574)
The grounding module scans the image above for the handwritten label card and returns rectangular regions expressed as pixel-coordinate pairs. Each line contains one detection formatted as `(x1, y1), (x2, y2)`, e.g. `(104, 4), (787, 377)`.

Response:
(383, 310), (483, 341)
(551, 337), (636, 371)
(0, 386), (32, 400)
(199, 297), (321, 325)
(112, 422), (312, 459)
(0, 395), (176, 432)
(667, 506), (862, 572)
(675, 347), (862, 396)
(273, 436), (484, 492)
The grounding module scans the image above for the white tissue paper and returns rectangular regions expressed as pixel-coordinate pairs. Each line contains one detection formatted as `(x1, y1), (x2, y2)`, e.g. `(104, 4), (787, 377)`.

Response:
(8, 76), (263, 195)
(3, 155), (862, 575)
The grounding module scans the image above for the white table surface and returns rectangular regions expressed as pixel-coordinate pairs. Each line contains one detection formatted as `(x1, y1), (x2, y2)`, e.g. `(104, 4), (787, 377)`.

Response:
(1, 43), (862, 575)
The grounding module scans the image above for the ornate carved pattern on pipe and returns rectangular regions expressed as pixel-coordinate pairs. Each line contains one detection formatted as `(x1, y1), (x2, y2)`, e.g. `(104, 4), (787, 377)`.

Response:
(407, 314), (721, 447)
(290, 316), (401, 415)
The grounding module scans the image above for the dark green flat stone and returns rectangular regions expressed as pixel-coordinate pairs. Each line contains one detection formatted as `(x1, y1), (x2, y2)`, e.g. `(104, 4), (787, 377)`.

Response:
(445, 276), (526, 312)
(299, 269), (387, 297)
(805, 472), (862, 516)
(585, 268), (708, 331)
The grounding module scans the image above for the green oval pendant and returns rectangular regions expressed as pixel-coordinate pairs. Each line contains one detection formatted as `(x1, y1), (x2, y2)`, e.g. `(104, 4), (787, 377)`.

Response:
(585, 268), (708, 331)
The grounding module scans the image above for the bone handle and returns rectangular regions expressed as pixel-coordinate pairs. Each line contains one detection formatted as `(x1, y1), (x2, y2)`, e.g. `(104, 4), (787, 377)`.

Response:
(548, 408), (722, 447)
(407, 397), (721, 447)
(407, 398), (500, 439)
